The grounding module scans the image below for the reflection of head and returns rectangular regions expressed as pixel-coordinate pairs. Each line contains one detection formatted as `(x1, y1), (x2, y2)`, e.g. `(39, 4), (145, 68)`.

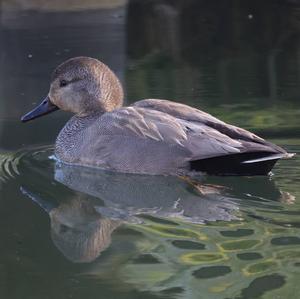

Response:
(49, 198), (120, 263)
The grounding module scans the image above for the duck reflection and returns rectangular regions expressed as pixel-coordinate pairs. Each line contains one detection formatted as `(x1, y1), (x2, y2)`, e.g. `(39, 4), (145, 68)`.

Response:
(21, 187), (121, 263)
(54, 163), (239, 223)
(50, 197), (120, 263)
(21, 162), (293, 263)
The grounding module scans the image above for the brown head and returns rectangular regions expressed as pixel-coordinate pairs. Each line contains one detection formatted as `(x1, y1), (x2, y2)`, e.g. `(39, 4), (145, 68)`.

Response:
(21, 57), (124, 122)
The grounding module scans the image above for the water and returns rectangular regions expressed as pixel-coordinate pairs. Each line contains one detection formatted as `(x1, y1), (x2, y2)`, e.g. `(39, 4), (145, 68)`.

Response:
(1, 1), (300, 298)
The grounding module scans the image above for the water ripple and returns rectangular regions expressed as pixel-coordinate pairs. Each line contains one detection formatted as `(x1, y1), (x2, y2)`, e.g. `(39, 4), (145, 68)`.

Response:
(0, 146), (53, 184)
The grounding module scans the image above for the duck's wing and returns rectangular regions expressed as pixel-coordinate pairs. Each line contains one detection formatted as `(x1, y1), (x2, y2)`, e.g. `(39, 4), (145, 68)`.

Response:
(97, 102), (291, 161)
(84, 106), (252, 174)
(80, 102), (292, 175)
(98, 106), (248, 158)
(98, 106), (188, 145)
(133, 99), (287, 155)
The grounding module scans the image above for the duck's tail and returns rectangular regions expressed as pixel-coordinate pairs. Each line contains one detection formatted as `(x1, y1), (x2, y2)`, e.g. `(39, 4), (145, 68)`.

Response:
(190, 152), (295, 176)
(242, 152), (295, 164)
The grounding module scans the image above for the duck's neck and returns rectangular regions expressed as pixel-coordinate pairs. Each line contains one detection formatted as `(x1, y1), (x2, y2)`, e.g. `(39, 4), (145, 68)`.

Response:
(75, 93), (123, 117)
(76, 94), (123, 117)
(100, 92), (124, 112)
(55, 114), (98, 163)
(96, 64), (124, 113)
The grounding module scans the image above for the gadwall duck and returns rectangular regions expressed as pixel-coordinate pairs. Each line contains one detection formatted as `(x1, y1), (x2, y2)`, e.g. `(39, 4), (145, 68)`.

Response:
(21, 57), (294, 175)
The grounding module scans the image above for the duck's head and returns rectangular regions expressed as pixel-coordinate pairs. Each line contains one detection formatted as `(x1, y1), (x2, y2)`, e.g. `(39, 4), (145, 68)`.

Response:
(21, 57), (124, 122)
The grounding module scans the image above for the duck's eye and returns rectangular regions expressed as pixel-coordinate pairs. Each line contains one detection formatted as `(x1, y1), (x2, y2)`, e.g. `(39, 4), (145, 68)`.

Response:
(60, 80), (68, 87)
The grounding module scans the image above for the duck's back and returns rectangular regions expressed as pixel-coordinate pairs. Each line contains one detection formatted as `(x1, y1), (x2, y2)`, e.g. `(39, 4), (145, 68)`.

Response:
(55, 99), (291, 175)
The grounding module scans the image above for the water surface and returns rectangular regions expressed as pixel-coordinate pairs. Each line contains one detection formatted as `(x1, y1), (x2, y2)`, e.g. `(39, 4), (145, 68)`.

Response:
(1, 1), (300, 298)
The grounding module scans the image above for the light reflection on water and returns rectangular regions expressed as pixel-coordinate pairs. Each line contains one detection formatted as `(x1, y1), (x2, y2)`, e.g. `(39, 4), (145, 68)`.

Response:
(1, 0), (300, 298)
(0, 144), (299, 298)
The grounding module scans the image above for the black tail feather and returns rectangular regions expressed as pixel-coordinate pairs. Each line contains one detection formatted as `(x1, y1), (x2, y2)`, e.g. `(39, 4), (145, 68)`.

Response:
(190, 152), (280, 176)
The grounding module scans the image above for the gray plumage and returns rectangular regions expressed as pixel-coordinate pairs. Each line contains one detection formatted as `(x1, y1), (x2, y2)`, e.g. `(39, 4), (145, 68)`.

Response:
(22, 57), (294, 175)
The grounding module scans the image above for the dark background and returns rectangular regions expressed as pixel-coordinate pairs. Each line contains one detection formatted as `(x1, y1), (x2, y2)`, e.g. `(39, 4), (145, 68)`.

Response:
(1, 0), (300, 149)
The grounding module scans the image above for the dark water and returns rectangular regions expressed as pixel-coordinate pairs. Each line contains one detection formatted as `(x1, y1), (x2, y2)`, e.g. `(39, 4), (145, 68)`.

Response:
(1, 1), (300, 298)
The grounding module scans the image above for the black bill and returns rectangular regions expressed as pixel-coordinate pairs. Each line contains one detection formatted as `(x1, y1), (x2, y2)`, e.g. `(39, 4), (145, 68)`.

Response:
(21, 96), (59, 122)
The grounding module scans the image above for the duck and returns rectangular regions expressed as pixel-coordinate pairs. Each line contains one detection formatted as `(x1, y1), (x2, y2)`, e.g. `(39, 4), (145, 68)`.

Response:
(21, 56), (294, 176)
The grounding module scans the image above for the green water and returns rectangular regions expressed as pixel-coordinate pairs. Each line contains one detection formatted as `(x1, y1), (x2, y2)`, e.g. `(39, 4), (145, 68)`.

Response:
(1, 1), (300, 298)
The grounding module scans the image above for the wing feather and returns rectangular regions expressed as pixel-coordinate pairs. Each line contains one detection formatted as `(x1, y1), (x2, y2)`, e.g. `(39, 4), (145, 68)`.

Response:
(133, 99), (286, 154)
